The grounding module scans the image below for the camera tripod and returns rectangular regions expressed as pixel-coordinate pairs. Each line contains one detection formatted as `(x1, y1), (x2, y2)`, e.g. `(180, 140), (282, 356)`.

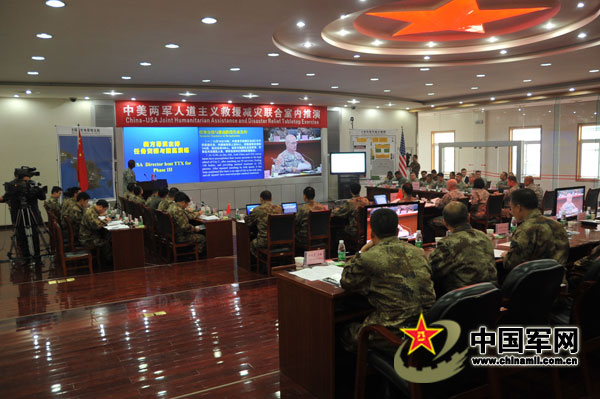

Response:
(7, 200), (51, 265)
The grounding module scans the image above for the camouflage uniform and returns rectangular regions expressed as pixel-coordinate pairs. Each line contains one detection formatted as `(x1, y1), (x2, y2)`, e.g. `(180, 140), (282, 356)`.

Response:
(340, 237), (436, 352)
(131, 195), (145, 205)
(158, 198), (173, 212)
(332, 196), (370, 239)
(123, 191), (134, 201)
(273, 149), (310, 174)
(428, 224), (497, 297)
(503, 209), (569, 272)
(503, 185), (519, 207)
(60, 197), (75, 220)
(245, 202), (283, 255)
(496, 179), (509, 191)
(63, 202), (85, 244)
(167, 203), (205, 251)
(435, 180), (447, 190)
(145, 196), (155, 206)
(295, 200), (327, 248)
(409, 161), (420, 176)
(44, 197), (61, 217)
(568, 245), (600, 293)
(423, 180), (436, 189)
(525, 184), (544, 208)
(470, 188), (490, 219)
(79, 206), (109, 248)
(149, 196), (163, 210)
(456, 180), (467, 190)
(436, 189), (465, 209)
(122, 168), (136, 194)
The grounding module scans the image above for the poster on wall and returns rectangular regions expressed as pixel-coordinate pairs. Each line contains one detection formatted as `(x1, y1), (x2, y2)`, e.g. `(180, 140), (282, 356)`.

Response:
(56, 126), (115, 199)
(350, 129), (397, 177)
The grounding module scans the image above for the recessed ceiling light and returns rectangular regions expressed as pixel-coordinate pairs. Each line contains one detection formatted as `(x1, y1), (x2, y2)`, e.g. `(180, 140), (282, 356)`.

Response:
(164, 43), (180, 49)
(306, 73), (315, 77)
(353, 54), (361, 58)
(308, 103), (313, 106)
(500, 49), (508, 55)
(338, 29), (350, 36)
(523, 79), (532, 82)
(383, 89), (391, 93)
(577, 2), (585, 8)
(296, 21), (305, 28)
(201, 17), (217, 24)
(481, 108), (486, 111)
(46, 0), (65, 7)
(424, 56), (431, 60)
(340, 14), (348, 19)
(230, 67), (241, 71)
(270, 102), (274, 105)
(84, 96), (90, 100)
(569, 87), (575, 92)
(36, 33), (53, 39)
(13, 94), (20, 98)
(139, 62), (152, 66)
(476, 74), (486, 78)
(267, 52), (279, 57)
(331, 85), (339, 89)
(131, 97), (136, 101)
(121, 76), (132, 80)
(527, 92), (533, 96)
(405, 107), (411, 110)
(243, 93), (259, 98)
(227, 100), (232, 104)
(372, 39), (383, 46)
(459, 101), (464, 104)
(420, 68), (430, 71)
(376, 106), (380, 109)
(471, 86), (479, 90)
(590, 69), (600, 73)
(303, 41), (313, 48)
(303, 96), (309, 100)
(202, 79), (211, 83)
(103, 91), (123, 96)
(370, 77), (379, 81)
(344, 104), (348, 107)
(27, 71), (39, 75)
(25, 90), (32, 94)
(541, 63), (552, 67)
(181, 99), (187, 102)
(578, 32), (587, 39)
(425, 83), (434, 86)
(271, 82), (279, 86)
(488, 36), (498, 43)
(179, 91), (196, 96)
(544, 22), (555, 30)
(518, 108), (522, 111)
(349, 99), (360, 104)
(490, 97), (496, 101)
(31, 56), (45, 61)
(430, 105), (435, 108)
(387, 102), (393, 106)
(427, 93), (435, 96)
(427, 41), (436, 47)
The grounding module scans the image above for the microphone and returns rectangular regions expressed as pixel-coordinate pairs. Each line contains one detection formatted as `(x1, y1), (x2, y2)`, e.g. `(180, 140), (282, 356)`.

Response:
(144, 173), (149, 180)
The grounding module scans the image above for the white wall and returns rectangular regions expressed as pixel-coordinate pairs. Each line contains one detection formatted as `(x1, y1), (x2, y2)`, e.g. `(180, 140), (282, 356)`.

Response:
(0, 98), (93, 225)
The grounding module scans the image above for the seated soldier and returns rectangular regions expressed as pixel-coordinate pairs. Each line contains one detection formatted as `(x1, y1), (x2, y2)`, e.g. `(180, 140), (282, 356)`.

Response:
(455, 173), (467, 190)
(435, 173), (447, 189)
(63, 191), (90, 245)
(524, 175), (544, 209)
(150, 188), (168, 210)
(158, 187), (179, 212)
(496, 172), (509, 192)
(394, 171), (407, 186)
(393, 182), (417, 203)
(167, 192), (206, 253)
(419, 171), (428, 184)
(80, 199), (112, 264)
(124, 183), (136, 201)
(501, 175), (519, 218)
(295, 186), (327, 249)
(423, 173), (435, 188)
(428, 202), (497, 297)
(503, 188), (569, 272)
(332, 183), (370, 242)
(408, 172), (419, 184)
(435, 179), (465, 209)
(245, 190), (283, 257)
(60, 186), (80, 218)
(131, 186), (145, 205)
(340, 208), (436, 353)
(145, 188), (159, 206)
(382, 171), (394, 185)
(44, 186), (62, 218)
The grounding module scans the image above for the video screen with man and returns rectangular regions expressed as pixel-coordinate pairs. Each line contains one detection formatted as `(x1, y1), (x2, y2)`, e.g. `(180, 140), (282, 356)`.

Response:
(555, 187), (585, 218)
(365, 203), (419, 242)
(263, 128), (322, 178)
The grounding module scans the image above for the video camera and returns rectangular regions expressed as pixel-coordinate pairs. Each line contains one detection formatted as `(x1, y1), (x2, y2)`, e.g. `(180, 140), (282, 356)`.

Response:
(3, 166), (47, 205)
(14, 166), (40, 179)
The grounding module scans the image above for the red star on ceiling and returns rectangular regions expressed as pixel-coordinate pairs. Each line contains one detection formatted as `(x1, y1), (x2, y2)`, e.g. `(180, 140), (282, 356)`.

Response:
(400, 313), (443, 355)
(367, 0), (550, 36)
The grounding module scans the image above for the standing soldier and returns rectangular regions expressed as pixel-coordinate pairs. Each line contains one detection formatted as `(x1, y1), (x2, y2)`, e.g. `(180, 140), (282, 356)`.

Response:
(167, 192), (205, 253)
(122, 160), (137, 194)
(245, 190), (283, 257)
(409, 154), (420, 176)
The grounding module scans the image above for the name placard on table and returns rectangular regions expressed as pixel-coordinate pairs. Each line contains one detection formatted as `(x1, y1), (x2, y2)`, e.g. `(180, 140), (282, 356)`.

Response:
(495, 223), (509, 235)
(304, 249), (325, 266)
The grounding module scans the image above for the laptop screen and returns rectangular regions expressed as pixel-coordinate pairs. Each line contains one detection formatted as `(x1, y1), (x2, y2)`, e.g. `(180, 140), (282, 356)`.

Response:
(246, 204), (260, 214)
(282, 202), (298, 214)
(374, 194), (388, 205)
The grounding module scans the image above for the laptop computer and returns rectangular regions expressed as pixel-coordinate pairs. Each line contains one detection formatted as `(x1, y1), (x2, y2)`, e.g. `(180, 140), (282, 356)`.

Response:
(282, 202), (298, 214)
(246, 204), (260, 214)
(374, 194), (388, 205)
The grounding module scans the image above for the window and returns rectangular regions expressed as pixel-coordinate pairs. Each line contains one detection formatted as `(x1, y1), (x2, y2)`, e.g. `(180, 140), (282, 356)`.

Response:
(431, 131), (455, 173)
(510, 127), (541, 178)
(578, 124), (600, 180)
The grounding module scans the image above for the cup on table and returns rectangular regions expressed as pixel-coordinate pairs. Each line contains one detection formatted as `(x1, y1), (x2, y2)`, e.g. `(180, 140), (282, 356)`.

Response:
(486, 229), (494, 238)
(434, 237), (443, 247)
(295, 257), (304, 267)
(218, 210), (224, 219)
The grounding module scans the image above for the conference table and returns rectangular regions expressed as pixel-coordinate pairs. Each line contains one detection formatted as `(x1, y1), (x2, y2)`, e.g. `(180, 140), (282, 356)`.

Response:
(109, 226), (146, 270)
(274, 223), (600, 399)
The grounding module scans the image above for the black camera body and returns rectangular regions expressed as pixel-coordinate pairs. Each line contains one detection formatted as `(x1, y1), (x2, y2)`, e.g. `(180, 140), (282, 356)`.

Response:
(14, 166), (41, 179)
(3, 166), (47, 206)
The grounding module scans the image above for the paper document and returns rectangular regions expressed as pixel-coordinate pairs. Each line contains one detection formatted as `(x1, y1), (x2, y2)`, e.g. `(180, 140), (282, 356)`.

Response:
(200, 215), (219, 221)
(494, 250), (506, 258)
(107, 221), (124, 227)
(105, 224), (130, 230)
(496, 242), (511, 248)
(290, 265), (343, 282)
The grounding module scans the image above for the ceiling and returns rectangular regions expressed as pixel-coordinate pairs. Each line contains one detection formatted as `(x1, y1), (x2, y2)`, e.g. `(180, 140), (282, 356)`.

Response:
(1, 0), (600, 110)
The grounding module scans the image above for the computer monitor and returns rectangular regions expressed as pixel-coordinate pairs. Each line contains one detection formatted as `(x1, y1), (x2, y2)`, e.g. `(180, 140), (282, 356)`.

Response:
(364, 202), (420, 242)
(330, 152), (367, 174)
(555, 186), (585, 219)
(374, 194), (388, 205)
(282, 202), (298, 214)
(246, 204), (260, 214)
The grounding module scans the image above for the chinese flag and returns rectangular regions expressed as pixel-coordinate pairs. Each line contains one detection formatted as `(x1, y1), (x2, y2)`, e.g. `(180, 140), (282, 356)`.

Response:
(226, 202), (231, 214)
(76, 129), (89, 192)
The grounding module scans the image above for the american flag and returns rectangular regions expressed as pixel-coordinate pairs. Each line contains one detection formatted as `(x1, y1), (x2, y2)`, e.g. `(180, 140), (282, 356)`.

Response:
(398, 128), (408, 178)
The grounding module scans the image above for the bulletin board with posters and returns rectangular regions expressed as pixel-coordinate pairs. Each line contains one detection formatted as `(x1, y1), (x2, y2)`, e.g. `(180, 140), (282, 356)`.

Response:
(350, 129), (397, 177)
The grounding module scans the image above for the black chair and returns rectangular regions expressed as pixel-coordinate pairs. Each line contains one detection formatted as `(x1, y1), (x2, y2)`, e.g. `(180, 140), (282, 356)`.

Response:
(584, 188), (599, 214)
(542, 190), (556, 215)
(257, 214), (295, 276)
(471, 194), (504, 232)
(141, 205), (156, 255)
(354, 282), (501, 399)
(52, 221), (93, 276)
(457, 197), (471, 212)
(155, 210), (198, 263)
(307, 210), (331, 257)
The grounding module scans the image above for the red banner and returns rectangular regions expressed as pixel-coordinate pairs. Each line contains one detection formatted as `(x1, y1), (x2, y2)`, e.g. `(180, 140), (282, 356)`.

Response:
(115, 101), (327, 128)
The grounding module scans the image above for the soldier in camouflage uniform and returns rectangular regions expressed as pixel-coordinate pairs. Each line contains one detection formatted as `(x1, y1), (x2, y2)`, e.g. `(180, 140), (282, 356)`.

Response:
(409, 155), (420, 176)
(150, 188), (168, 210)
(568, 244), (600, 293)
(332, 183), (370, 240)
(272, 135), (312, 175)
(158, 187), (179, 212)
(435, 179), (465, 208)
(63, 192), (90, 245)
(167, 192), (205, 252)
(44, 186), (62, 217)
(455, 173), (467, 190)
(428, 202), (497, 297)
(340, 208), (436, 353)
(123, 183), (135, 201)
(434, 173), (447, 190)
(501, 176), (520, 218)
(245, 190), (283, 256)
(145, 188), (158, 206)
(422, 174), (435, 188)
(131, 186), (145, 205)
(503, 189), (569, 272)
(122, 160), (137, 194)
(60, 187), (80, 219)
(524, 176), (544, 209)
(79, 199), (112, 264)
(295, 186), (327, 249)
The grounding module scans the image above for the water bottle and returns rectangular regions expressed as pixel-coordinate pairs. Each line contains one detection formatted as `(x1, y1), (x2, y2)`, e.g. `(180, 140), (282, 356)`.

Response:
(510, 217), (517, 235)
(586, 207), (592, 220)
(415, 230), (423, 248)
(235, 208), (240, 220)
(138, 216), (144, 227)
(337, 240), (346, 261)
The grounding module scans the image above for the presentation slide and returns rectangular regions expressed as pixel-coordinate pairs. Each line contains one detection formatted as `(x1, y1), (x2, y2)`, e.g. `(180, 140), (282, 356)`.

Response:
(123, 127), (200, 184)
(198, 127), (264, 182)
(264, 127), (322, 178)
